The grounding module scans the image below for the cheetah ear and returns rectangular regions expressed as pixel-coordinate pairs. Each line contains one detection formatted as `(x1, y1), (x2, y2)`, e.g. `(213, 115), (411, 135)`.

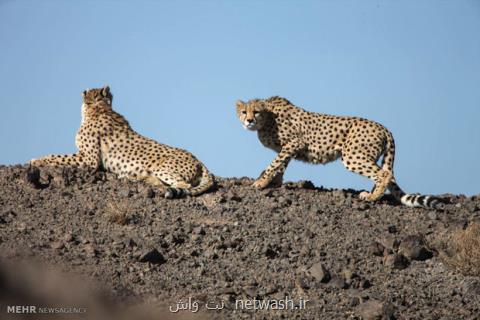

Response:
(235, 100), (245, 108)
(82, 90), (87, 98)
(102, 85), (111, 96)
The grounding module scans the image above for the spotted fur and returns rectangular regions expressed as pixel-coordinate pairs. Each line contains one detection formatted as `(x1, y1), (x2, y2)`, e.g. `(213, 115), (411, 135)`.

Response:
(30, 86), (214, 198)
(236, 96), (445, 209)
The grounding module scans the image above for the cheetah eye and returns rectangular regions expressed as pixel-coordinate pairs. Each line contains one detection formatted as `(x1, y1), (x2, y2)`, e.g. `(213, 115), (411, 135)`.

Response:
(241, 111), (247, 115)
(253, 111), (259, 115)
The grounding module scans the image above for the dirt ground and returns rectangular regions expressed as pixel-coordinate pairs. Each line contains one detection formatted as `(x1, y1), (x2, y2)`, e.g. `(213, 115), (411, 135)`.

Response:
(0, 165), (479, 320)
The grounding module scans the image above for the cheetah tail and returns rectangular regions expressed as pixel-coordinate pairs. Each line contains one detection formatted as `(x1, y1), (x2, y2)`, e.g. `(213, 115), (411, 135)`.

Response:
(188, 164), (215, 197)
(388, 180), (447, 210)
(381, 130), (395, 173)
(164, 187), (189, 199)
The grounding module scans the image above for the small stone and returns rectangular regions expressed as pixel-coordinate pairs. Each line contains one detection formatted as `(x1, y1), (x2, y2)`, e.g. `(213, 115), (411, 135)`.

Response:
(191, 234), (201, 241)
(204, 248), (218, 259)
(356, 299), (394, 320)
(119, 188), (132, 198)
(299, 180), (315, 190)
(124, 238), (137, 248)
(361, 279), (372, 289)
(343, 269), (357, 281)
(349, 296), (361, 307)
(329, 276), (348, 289)
(51, 241), (64, 250)
(462, 279), (480, 296)
(138, 248), (166, 264)
(243, 286), (258, 298)
(265, 247), (278, 259)
(378, 235), (399, 251)
(190, 249), (200, 257)
(0, 210), (16, 224)
(398, 235), (433, 261)
(63, 233), (74, 242)
(332, 189), (346, 199)
(24, 166), (42, 188)
(226, 191), (242, 202)
(278, 196), (292, 207)
(383, 254), (409, 270)
(468, 204), (479, 213)
(192, 226), (206, 235)
(360, 202), (370, 210)
(308, 263), (331, 283)
(368, 242), (385, 257)
(263, 189), (275, 197)
(295, 276), (310, 290)
(84, 244), (98, 257)
(387, 225), (397, 234)
(354, 202), (370, 211)
(16, 222), (27, 232)
(427, 211), (438, 220)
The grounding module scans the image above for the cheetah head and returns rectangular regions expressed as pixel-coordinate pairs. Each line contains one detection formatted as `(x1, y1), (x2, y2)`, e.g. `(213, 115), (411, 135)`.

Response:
(81, 86), (113, 121)
(82, 86), (113, 106)
(236, 99), (267, 131)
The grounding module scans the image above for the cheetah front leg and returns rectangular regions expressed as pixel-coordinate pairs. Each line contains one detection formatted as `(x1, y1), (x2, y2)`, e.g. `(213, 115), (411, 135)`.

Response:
(30, 138), (102, 169)
(30, 152), (100, 169)
(253, 138), (305, 189)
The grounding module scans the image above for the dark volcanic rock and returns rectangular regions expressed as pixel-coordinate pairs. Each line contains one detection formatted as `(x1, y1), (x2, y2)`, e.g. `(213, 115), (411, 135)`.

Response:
(383, 254), (409, 270)
(398, 234), (433, 261)
(378, 235), (399, 252)
(356, 299), (394, 320)
(24, 166), (42, 188)
(138, 248), (166, 264)
(329, 276), (348, 289)
(308, 262), (331, 283)
(0, 166), (477, 319)
(368, 241), (385, 257)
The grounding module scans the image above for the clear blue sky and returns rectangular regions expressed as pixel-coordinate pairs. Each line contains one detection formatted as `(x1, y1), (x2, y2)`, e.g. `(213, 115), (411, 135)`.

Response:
(1, 0), (479, 196)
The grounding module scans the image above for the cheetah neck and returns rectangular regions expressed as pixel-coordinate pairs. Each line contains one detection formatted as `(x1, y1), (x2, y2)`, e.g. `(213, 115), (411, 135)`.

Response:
(81, 103), (87, 125)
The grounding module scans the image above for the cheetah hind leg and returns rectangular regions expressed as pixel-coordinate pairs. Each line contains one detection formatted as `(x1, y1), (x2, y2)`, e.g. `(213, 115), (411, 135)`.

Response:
(254, 170), (284, 189)
(359, 169), (392, 202)
(134, 175), (185, 199)
(138, 176), (169, 196)
(149, 171), (192, 199)
(342, 158), (392, 202)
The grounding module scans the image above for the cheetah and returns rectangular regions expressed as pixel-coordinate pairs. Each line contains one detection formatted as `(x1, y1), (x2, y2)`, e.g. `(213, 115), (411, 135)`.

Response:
(236, 96), (445, 209)
(30, 86), (215, 198)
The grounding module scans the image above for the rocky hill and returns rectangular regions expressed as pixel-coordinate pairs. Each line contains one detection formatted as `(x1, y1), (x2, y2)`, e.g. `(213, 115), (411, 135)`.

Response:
(0, 165), (479, 319)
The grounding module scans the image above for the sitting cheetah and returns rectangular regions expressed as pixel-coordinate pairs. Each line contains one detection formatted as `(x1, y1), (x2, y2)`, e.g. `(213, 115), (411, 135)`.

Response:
(30, 86), (214, 198)
(236, 96), (445, 209)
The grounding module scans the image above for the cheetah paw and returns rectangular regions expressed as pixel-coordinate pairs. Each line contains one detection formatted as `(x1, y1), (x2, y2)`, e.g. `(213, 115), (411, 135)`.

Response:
(252, 178), (269, 189)
(359, 191), (376, 202)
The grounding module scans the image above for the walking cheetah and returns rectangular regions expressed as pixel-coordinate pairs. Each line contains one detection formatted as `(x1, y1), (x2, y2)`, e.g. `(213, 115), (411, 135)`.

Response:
(236, 96), (445, 209)
(30, 86), (215, 198)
